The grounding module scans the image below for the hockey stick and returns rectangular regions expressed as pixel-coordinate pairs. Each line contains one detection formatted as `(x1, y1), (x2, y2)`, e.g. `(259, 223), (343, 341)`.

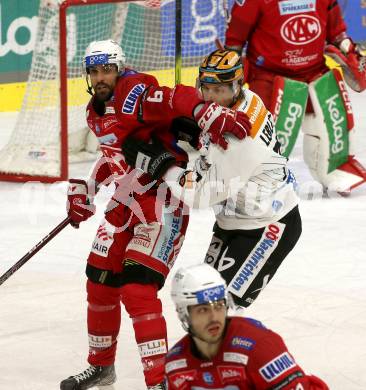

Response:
(0, 217), (71, 286)
(215, 38), (225, 51)
(214, 0), (229, 51)
(175, 0), (182, 85)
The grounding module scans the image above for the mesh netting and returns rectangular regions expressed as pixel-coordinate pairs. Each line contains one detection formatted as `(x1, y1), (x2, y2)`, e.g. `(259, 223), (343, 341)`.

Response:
(0, 0), (232, 179)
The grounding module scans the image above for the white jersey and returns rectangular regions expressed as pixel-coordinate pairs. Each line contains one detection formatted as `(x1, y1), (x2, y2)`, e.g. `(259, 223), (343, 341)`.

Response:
(164, 88), (299, 230)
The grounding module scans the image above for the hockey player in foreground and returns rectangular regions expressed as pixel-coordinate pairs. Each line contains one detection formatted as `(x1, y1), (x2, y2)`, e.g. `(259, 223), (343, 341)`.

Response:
(225, 0), (366, 194)
(123, 49), (302, 310)
(166, 263), (329, 389)
(60, 40), (251, 390)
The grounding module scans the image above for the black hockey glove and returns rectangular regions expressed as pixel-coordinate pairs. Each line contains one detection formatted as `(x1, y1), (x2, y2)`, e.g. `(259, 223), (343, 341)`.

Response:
(122, 135), (177, 180)
(170, 116), (201, 149)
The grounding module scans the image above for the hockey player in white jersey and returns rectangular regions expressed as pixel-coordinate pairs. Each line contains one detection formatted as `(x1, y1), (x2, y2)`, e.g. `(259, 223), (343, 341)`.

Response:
(123, 49), (302, 309)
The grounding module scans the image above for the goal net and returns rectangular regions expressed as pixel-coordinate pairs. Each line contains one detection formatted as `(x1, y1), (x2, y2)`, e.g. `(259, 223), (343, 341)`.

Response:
(0, 0), (232, 182)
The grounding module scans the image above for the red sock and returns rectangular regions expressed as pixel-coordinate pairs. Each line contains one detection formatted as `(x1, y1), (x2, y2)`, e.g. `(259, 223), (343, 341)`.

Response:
(87, 280), (121, 366)
(121, 283), (167, 386)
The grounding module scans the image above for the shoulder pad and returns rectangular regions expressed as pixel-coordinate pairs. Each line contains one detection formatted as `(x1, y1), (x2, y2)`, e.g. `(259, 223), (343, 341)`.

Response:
(245, 317), (267, 329)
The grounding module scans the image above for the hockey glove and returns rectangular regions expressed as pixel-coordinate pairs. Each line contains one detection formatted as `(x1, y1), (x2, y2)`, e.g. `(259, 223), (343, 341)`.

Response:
(194, 102), (251, 150)
(326, 38), (366, 92)
(67, 179), (96, 228)
(122, 136), (177, 180)
(170, 116), (201, 149)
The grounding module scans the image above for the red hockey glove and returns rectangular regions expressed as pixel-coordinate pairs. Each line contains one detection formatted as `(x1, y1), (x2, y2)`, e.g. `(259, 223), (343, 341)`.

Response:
(67, 179), (96, 228)
(194, 102), (251, 150)
(326, 38), (366, 92)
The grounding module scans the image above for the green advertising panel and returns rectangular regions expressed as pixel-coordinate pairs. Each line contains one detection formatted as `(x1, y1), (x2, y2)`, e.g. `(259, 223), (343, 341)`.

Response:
(312, 71), (349, 172)
(0, 1), (147, 82)
(0, 0), (40, 76)
(274, 78), (308, 158)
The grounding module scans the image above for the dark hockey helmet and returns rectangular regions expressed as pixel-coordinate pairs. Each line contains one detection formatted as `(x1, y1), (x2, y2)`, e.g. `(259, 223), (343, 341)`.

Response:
(199, 49), (243, 84)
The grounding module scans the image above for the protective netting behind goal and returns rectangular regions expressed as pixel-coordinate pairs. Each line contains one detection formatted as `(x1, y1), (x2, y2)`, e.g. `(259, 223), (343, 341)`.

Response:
(0, 0), (233, 181)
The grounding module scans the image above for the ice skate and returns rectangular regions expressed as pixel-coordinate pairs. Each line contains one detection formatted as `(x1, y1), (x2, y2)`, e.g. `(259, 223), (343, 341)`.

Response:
(60, 364), (116, 389)
(147, 381), (167, 390)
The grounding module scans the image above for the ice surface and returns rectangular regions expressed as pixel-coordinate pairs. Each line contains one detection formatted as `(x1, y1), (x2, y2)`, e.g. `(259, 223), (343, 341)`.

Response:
(0, 91), (365, 389)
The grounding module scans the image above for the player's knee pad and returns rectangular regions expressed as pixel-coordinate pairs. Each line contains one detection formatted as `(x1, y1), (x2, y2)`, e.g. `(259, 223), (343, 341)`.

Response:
(120, 282), (166, 357)
(269, 75), (308, 157)
(87, 278), (121, 306)
(87, 280), (121, 327)
(121, 282), (161, 317)
(87, 280), (121, 338)
(305, 69), (365, 191)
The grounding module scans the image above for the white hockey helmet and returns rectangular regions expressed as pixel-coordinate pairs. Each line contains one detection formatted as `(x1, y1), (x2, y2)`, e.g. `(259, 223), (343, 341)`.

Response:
(171, 263), (228, 331)
(83, 39), (126, 73)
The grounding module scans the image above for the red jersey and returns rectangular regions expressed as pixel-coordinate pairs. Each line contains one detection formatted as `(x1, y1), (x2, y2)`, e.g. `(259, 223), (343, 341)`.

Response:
(85, 70), (200, 274)
(226, 0), (346, 77)
(165, 317), (328, 389)
(86, 69), (202, 184)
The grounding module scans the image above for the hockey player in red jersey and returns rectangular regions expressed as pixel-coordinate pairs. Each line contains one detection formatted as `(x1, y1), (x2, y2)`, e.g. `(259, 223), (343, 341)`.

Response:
(60, 39), (251, 390)
(225, 0), (366, 193)
(166, 263), (329, 390)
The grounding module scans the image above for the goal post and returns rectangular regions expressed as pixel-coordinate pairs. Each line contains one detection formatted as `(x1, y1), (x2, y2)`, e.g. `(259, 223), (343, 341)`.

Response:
(0, 0), (231, 183)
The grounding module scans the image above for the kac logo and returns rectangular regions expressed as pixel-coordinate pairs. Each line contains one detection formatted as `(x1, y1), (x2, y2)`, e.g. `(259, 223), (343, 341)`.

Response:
(280, 15), (321, 45)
